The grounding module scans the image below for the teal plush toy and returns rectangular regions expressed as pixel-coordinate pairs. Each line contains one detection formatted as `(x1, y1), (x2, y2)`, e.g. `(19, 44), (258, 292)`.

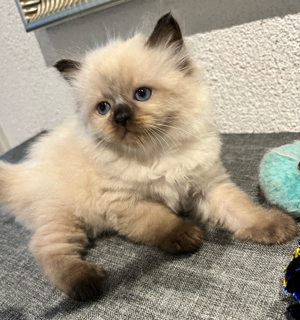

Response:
(259, 141), (300, 218)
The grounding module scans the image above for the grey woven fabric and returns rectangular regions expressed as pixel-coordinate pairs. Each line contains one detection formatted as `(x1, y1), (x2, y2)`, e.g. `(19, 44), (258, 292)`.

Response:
(0, 132), (299, 320)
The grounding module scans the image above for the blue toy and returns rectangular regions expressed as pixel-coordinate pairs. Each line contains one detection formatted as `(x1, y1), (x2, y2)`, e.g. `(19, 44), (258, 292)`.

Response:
(284, 240), (300, 319)
(259, 141), (300, 218)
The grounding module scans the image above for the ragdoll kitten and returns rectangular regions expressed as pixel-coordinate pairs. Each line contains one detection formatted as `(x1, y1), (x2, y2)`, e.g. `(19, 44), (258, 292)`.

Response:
(0, 13), (297, 301)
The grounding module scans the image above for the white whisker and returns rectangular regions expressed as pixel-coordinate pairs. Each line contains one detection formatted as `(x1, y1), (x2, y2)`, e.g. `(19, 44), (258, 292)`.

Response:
(148, 127), (164, 149)
(159, 123), (200, 141)
(151, 126), (178, 150)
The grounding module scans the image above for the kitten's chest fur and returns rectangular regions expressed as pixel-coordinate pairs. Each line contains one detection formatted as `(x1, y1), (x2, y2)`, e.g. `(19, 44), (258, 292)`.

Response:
(100, 145), (215, 213)
(108, 162), (191, 212)
(143, 172), (191, 212)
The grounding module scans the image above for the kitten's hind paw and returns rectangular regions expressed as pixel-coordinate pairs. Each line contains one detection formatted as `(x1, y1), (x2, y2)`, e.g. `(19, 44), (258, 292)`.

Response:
(61, 262), (107, 301)
(159, 221), (203, 254)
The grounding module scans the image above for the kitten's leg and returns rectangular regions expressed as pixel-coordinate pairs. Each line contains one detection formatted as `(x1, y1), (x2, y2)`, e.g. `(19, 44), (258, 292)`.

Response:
(30, 211), (106, 301)
(115, 201), (203, 254)
(197, 181), (297, 244)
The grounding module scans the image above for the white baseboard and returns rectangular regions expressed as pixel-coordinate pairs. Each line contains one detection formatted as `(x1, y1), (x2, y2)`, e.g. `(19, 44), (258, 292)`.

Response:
(0, 125), (11, 155)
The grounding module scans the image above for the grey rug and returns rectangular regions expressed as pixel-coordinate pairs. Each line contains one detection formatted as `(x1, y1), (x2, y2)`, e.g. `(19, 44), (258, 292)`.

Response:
(0, 132), (299, 320)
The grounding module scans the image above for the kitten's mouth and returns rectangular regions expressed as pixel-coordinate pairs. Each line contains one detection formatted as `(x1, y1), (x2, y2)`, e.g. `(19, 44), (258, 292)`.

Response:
(122, 128), (140, 140)
(118, 126), (149, 148)
(123, 129), (133, 138)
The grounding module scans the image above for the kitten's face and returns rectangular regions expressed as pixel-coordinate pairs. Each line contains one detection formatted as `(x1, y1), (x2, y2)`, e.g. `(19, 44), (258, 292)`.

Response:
(56, 14), (207, 155)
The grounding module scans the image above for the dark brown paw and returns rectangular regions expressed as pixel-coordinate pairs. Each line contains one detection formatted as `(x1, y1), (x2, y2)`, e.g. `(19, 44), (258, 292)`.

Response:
(159, 221), (203, 254)
(235, 209), (297, 245)
(61, 262), (107, 301)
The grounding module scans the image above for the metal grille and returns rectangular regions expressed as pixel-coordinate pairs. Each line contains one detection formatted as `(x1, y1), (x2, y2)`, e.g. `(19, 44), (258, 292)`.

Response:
(19, 0), (87, 23)
(16, 0), (133, 31)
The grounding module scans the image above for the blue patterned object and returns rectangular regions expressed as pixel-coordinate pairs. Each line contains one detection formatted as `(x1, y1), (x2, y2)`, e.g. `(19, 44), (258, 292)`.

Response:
(284, 243), (300, 319)
(259, 141), (300, 217)
(288, 304), (300, 319)
(294, 293), (300, 303)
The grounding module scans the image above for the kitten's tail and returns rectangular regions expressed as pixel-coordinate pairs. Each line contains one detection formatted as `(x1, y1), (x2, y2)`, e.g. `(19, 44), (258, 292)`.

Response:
(0, 161), (29, 217)
(0, 160), (10, 202)
(0, 161), (17, 205)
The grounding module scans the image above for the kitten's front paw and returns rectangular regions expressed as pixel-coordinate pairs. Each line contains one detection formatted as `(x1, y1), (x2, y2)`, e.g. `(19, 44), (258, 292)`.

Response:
(159, 221), (203, 254)
(235, 208), (297, 244)
(62, 262), (107, 301)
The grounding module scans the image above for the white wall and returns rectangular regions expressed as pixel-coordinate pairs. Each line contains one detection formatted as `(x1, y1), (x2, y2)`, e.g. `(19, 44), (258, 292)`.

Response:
(0, 0), (299, 148)
(187, 14), (300, 133)
(0, 2), (75, 149)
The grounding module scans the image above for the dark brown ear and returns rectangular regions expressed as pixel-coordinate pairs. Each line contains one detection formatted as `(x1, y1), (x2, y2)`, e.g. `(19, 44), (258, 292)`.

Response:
(146, 12), (183, 50)
(54, 59), (81, 82)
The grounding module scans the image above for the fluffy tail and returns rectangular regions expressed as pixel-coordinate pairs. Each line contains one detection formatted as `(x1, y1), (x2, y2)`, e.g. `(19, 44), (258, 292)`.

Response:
(0, 160), (35, 227)
(0, 160), (11, 203)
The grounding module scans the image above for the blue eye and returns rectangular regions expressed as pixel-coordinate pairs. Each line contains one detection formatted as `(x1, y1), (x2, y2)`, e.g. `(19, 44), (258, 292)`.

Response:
(134, 87), (152, 101)
(97, 102), (111, 115)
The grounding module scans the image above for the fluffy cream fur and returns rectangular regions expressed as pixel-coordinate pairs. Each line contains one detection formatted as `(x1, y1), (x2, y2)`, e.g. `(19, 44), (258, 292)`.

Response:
(0, 13), (296, 301)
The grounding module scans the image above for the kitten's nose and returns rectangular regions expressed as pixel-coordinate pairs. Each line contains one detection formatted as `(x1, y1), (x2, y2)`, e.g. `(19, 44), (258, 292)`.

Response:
(114, 112), (130, 126)
(114, 106), (131, 126)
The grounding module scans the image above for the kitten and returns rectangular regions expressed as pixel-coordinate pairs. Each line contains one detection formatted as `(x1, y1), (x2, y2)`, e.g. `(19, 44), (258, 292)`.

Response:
(0, 13), (296, 301)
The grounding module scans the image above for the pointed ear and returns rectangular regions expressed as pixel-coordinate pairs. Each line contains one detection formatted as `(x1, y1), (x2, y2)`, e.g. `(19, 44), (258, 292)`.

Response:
(54, 59), (81, 83)
(146, 12), (183, 49)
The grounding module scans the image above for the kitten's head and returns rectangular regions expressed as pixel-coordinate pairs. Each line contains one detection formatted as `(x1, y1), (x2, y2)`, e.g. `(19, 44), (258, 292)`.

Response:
(55, 13), (209, 158)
